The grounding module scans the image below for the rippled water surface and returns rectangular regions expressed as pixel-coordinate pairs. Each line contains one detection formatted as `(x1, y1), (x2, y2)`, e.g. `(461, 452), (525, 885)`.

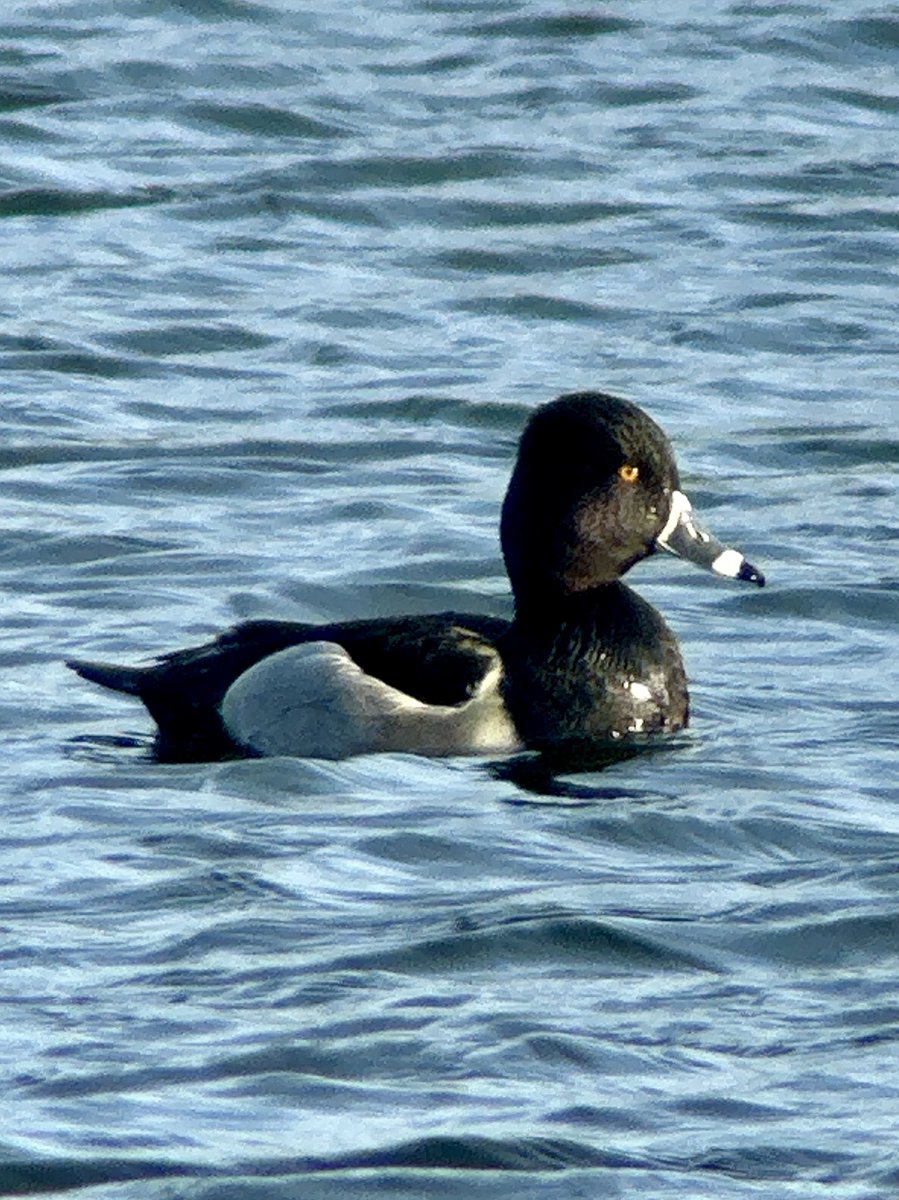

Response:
(2, 0), (898, 1196)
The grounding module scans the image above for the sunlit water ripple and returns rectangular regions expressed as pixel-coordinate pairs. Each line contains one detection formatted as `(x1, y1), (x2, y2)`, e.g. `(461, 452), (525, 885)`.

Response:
(1, 1), (898, 1196)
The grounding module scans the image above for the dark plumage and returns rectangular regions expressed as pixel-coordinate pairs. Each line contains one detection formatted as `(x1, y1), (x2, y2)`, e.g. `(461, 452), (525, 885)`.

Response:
(68, 391), (764, 763)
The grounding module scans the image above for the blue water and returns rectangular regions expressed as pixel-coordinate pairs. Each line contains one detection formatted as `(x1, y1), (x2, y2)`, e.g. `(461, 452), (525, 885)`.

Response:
(2, 1), (898, 1196)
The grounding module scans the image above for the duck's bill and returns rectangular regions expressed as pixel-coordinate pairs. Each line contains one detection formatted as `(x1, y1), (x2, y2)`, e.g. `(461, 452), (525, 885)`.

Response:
(656, 490), (765, 587)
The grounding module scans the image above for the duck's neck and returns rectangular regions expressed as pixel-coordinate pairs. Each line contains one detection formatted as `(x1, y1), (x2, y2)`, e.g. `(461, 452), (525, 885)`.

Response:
(510, 580), (633, 629)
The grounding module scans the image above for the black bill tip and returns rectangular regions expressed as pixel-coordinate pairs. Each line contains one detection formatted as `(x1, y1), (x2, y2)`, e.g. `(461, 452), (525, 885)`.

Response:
(738, 560), (766, 587)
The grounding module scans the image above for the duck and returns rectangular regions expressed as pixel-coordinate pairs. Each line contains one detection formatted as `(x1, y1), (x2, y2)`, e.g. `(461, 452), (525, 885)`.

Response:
(67, 391), (764, 764)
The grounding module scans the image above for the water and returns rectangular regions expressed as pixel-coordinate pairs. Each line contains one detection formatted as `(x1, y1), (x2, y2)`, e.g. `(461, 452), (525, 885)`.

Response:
(2, 0), (898, 1195)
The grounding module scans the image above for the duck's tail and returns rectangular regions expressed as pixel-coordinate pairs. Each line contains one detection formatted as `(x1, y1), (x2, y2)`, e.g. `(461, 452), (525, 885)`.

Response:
(65, 658), (146, 697)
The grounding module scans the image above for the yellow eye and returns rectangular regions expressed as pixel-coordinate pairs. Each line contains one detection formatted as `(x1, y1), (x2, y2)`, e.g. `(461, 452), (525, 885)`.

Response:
(618, 463), (639, 484)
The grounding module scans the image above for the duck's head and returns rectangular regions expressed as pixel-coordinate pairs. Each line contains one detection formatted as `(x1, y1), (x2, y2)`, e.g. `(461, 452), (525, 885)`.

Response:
(500, 391), (764, 605)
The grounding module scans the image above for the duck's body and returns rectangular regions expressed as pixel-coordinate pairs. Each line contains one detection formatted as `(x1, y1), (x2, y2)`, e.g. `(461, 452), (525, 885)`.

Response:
(69, 392), (763, 763)
(75, 612), (515, 761)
